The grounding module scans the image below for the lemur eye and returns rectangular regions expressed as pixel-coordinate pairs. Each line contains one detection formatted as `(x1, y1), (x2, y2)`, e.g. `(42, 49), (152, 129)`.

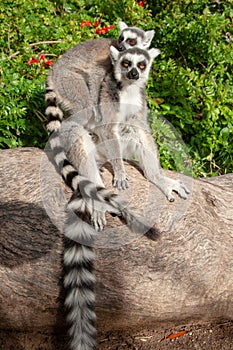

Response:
(121, 60), (131, 68)
(138, 62), (146, 70)
(127, 38), (137, 46)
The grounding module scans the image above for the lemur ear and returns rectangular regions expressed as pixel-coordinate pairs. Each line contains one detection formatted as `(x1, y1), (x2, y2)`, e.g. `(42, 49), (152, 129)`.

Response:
(110, 46), (120, 62)
(148, 48), (161, 60)
(118, 21), (128, 31)
(143, 30), (155, 48)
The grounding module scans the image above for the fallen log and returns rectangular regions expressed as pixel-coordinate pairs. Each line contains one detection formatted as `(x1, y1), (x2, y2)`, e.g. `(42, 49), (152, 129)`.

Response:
(0, 147), (232, 345)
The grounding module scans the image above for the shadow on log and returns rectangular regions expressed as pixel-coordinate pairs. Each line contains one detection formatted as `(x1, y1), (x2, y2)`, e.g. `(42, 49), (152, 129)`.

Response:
(0, 147), (232, 348)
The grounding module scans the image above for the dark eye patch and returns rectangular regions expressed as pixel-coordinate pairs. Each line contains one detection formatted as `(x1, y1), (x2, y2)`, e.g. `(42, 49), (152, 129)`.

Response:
(118, 35), (124, 44)
(137, 61), (146, 70)
(121, 60), (132, 68)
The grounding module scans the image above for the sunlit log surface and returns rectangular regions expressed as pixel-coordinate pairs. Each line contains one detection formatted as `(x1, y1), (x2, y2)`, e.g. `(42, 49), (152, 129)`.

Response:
(0, 147), (232, 348)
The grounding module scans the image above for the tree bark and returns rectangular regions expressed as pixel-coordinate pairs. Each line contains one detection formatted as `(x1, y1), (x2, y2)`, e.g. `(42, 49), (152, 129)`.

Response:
(0, 147), (232, 338)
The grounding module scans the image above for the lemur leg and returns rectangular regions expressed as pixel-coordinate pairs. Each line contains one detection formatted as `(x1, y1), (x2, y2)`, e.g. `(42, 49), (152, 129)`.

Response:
(53, 69), (92, 117)
(59, 120), (108, 230)
(96, 123), (129, 190)
(121, 127), (190, 202)
(55, 68), (103, 123)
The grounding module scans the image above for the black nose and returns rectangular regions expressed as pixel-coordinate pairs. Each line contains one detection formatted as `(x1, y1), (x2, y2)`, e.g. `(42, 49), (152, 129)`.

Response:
(118, 45), (125, 51)
(127, 68), (139, 80)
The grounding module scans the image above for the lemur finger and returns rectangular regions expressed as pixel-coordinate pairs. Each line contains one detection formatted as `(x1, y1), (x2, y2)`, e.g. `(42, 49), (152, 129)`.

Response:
(121, 179), (129, 190)
(178, 188), (188, 199)
(177, 181), (190, 198)
(167, 193), (175, 202)
(182, 184), (190, 194)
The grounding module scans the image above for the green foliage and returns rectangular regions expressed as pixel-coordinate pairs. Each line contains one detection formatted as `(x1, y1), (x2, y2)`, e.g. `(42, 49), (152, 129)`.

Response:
(149, 112), (193, 177)
(147, 0), (233, 176)
(0, 0), (153, 148)
(0, 0), (232, 176)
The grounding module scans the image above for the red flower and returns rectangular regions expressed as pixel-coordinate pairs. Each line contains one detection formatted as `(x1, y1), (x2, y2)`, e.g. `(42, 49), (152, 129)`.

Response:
(138, 0), (145, 6)
(95, 28), (102, 35)
(44, 59), (53, 67)
(80, 20), (92, 28)
(40, 54), (46, 61)
(94, 19), (100, 27)
(96, 24), (114, 35)
(103, 24), (114, 31)
(27, 58), (39, 65)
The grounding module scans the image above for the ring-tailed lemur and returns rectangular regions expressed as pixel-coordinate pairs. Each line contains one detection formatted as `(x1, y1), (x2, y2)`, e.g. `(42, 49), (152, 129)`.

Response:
(45, 21), (155, 133)
(58, 44), (190, 229)
(57, 45), (189, 350)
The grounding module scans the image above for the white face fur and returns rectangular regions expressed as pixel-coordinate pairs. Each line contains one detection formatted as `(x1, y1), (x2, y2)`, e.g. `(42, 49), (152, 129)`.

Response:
(110, 46), (160, 86)
(118, 21), (155, 51)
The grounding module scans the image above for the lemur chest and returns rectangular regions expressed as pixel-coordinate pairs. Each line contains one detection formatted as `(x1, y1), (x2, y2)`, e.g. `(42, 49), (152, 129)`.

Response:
(119, 85), (142, 121)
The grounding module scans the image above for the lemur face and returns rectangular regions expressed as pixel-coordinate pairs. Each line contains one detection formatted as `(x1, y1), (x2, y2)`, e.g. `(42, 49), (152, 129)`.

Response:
(110, 46), (160, 85)
(117, 21), (155, 51)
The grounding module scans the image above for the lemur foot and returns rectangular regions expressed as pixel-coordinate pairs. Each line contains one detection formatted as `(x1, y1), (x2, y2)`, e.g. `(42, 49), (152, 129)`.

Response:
(164, 178), (190, 202)
(68, 190), (110, 231)
(113, 173), (130, 190)
(91, 209), (107, 231)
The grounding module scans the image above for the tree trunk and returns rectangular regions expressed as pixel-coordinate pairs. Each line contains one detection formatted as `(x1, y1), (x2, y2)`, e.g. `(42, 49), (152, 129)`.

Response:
(0, 148), (232, 346)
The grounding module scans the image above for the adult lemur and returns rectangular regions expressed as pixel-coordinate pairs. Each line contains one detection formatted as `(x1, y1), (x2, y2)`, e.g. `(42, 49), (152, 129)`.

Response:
(46, 22), (159, 230)
(45, 23), (189, 350)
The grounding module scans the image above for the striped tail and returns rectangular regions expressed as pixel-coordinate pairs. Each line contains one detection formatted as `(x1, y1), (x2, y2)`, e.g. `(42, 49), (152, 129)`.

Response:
(63, 186), (153, 350)
(45, 75), (63, 133)
(64, 211), (97, 350)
